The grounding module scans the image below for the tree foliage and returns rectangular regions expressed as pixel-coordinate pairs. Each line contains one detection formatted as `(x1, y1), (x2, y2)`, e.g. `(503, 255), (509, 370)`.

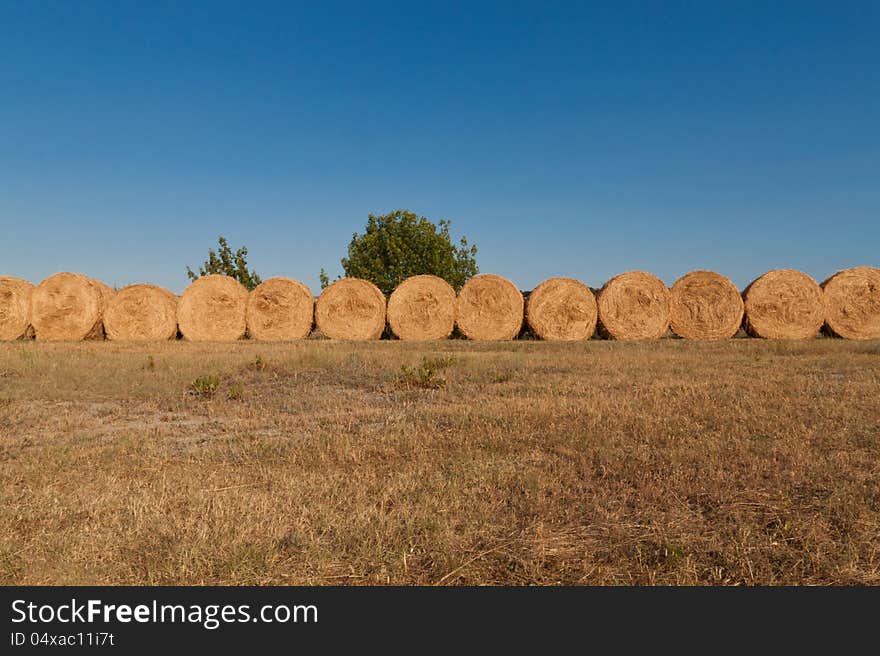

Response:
(325, 210), (479, 295)
(186, 236), (262, 291)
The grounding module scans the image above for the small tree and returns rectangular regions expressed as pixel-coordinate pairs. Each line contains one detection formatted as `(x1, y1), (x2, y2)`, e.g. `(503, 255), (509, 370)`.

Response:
(324, 210), (478, 295)
(187, 236), (262, 291)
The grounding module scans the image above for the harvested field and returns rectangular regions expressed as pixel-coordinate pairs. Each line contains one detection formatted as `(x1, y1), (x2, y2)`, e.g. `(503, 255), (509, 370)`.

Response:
(1, 338), (878, 585)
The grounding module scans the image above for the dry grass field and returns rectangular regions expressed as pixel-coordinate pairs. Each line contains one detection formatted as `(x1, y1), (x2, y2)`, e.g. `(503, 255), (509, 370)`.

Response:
(1, 338), (878, 585)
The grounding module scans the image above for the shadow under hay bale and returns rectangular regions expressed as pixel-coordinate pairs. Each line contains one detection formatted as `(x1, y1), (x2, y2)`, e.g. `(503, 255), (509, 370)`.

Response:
(0, 276), (34, 340)
(456, 274), (523, 341)
(596, 271), (669, 340)
(104, 284), (178, 341)
(387, 274), (456, 341)
(30, 272), (110, 341)
(821, 266), (880, 340)
(669, 270), (743, 340)
(247, 277), (314, 341)
(177, 274), (248, 342)
(743, 269), (824, 340)
(315, 277), (386, 340)
(526, 277), (597, 341)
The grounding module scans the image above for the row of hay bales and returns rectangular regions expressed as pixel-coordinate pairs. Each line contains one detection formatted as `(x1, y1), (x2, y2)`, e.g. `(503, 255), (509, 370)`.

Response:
(1, 267), (878, 342)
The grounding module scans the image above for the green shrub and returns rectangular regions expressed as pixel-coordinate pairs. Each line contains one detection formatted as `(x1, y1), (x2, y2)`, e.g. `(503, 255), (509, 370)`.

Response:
(321, 210), (478, 295)
(395, 356), (455, 390)
(187, 236), (261, 291)
(227, 381), (245, 400)
(190, 375), (220, 397)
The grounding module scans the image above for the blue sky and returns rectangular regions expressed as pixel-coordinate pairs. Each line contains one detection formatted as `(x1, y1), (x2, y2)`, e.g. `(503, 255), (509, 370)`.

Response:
(1, 1), (877, 293)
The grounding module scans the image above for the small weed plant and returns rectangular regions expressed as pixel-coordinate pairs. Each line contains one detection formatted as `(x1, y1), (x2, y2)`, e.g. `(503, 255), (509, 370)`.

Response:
(190, 375), (220, 397)
(395, 356), (455, 390)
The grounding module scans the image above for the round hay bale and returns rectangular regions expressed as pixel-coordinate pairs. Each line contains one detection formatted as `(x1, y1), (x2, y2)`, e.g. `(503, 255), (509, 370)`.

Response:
(526, 277), (597, 341)
(104, 284), (178, 341)
(596, 271), (669, 340)
(456, 274), (523, 341)
(92, 278), (115, 335)
(92, 279), (115, 308)
(387, 275), (456, 340)
(247, 277), (314, 340)
(177, 274), (248, 341)
(821, 266), (880, 340)
(315, 278), (386, 340)
(0, 276), (34, 340)
(31, 272), (109, 341)
(743, 269), (824, 339)
(669, 270), (744, 340)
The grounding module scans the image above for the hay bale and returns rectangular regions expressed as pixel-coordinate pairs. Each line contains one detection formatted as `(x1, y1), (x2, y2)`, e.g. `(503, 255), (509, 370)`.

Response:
(247, 277), (314, 340)
(743, 269), (824, 339)
(596, 271), (669, 340)
(526, 277), (597, 341)
(821, 266), (880, 340)
(387, 275), (456, 340)
(104, 284), (178, 341)
(0, 276), (34, 340)
(31, 272), (111, 340)
(177, 274), (248, 341)
(92, 279), (115, 307)
(315, 278), (386, 340)
(92, 278), (115, 333)
(669, 270), (743, 340)
(456, 274), (523, 341)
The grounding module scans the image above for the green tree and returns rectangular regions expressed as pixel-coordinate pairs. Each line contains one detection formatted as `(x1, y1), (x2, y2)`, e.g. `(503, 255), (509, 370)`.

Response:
(187, 236), (262, 291)
(323, 210), (479, 295)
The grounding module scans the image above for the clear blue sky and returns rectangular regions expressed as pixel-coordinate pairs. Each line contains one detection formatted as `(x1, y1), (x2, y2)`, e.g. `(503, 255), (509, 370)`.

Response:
(1, 1), (877, 293)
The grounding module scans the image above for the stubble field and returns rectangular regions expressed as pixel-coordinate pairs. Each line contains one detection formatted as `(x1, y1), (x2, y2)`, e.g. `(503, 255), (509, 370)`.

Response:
(1, 338), (878, 585)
